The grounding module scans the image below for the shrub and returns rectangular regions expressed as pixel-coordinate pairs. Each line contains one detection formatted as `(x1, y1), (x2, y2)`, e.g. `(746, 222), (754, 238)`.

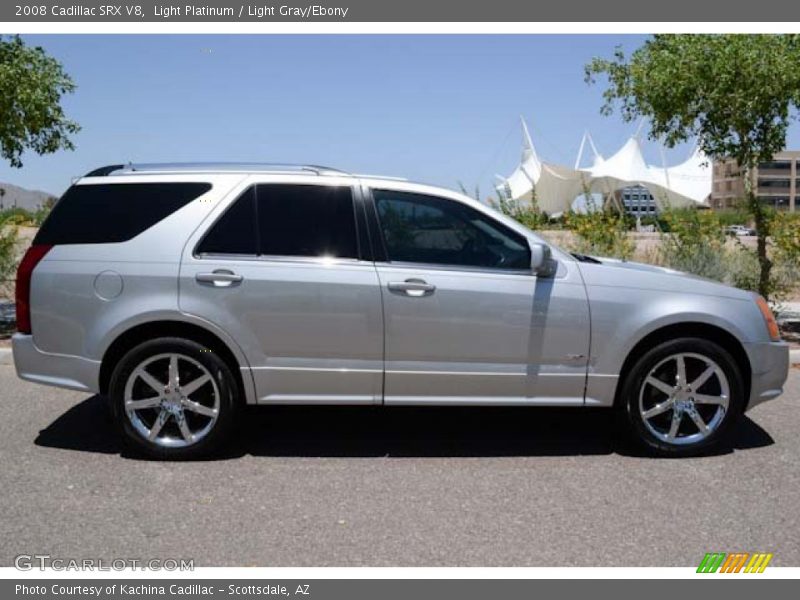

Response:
(658, 207), (727, 280)
(769, 212), (800, 307)
(562, 206), (634, 260)
(0, 213), (19, 298)
(31, 204), (52, 226)
(656, 208), (799, 306)
(715, 209), (753, 227)
(725, 245), (762, 292)
(490, 196), (552, 232)
(771, 212), (800, 266)
(0, 207), (33, 225)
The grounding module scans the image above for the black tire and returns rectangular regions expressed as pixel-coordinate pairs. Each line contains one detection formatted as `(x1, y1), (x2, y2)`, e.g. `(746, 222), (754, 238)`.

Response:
(619, 337), (745, 457)
(109, 337), (240, 460)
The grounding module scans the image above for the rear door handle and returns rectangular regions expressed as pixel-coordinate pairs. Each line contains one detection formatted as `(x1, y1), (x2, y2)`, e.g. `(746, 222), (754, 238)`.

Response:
(196, 269), (243, 287)
(387, 279), (436, 297)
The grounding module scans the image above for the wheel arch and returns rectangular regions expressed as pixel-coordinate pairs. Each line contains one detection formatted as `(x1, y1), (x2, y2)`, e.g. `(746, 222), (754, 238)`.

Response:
(99, 320), (253, 404)
(613, 322), (751, 408)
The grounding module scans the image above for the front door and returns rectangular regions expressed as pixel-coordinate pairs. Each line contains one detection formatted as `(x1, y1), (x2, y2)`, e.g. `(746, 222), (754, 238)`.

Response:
(367, 188), (590, 405)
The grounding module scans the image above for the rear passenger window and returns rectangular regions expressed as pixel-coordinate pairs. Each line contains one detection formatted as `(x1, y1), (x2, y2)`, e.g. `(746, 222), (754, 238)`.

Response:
(196, 187), (257, 255)
(196, 184), (359, 259)
(256, 184), (357, 259)
(34, 183), (211, 245)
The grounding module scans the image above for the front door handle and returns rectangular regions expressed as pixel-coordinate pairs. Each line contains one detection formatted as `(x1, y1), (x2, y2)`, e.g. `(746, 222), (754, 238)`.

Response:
(196, 269), (243, 287)
(387, 279), (436, 297)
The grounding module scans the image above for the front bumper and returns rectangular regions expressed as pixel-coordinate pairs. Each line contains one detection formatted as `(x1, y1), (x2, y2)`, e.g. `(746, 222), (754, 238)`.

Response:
(744, 340), (790, 410)
(12, 333), (101, 393)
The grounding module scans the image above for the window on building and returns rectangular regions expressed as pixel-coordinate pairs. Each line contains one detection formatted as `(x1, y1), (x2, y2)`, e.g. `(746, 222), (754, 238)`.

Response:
(758, 161), (791, 171)
(758, 179), (791, 189)
(758, 196), (791, 209)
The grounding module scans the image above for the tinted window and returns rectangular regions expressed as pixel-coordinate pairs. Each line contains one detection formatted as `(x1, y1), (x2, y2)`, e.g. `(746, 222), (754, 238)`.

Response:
(196, 187), (257, 255)
(373, 190), (530, 270)
(34, 183), (211, 245)
(257, 184), (357, 259)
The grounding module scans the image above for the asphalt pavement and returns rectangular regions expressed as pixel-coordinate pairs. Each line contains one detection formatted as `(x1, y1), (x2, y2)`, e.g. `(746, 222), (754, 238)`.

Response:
(1, 364), (798, 567)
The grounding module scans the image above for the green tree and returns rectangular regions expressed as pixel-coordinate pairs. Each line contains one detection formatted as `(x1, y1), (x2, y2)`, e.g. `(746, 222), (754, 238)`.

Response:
(0, 35), (80, 168)
(585, 34), (800, 300)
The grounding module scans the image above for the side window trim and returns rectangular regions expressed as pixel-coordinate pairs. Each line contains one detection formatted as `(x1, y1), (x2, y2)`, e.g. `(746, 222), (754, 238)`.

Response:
(192, 252), (367, 266)
(366, 187), (533, 275)
(373, 259), (534, 277)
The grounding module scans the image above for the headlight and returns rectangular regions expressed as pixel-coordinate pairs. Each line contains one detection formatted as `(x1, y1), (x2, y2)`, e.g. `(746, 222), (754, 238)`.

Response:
(755, 295), (781, 342)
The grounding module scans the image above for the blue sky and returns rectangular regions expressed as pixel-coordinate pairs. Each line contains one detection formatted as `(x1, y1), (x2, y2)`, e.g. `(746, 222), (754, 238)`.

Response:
(2, 34), (799, 197)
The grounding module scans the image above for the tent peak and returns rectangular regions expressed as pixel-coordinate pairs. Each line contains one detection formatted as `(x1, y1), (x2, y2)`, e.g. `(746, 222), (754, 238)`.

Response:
(519, 117), (540, 165)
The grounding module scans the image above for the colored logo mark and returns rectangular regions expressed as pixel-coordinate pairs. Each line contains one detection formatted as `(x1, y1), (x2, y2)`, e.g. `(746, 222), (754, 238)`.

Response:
(697, 552), (773, 573)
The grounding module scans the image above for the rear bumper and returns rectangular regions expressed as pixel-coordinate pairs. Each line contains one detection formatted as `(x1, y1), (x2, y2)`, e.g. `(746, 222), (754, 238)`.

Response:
(12, 333), (100, 393)
(744, 340), (790, 411)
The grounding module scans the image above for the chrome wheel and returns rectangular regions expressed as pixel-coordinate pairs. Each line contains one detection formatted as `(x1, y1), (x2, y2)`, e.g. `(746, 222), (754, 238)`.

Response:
(124, 353), (219, 448)
(638, 352), (730, 446)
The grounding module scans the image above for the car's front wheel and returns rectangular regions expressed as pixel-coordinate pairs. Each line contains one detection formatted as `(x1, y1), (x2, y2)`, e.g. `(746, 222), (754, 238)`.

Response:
(109, 337), (239, 459)
(619, 337), (745, 457)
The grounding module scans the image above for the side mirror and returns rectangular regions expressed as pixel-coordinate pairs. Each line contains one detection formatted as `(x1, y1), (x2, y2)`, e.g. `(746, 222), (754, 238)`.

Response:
(529, 242), (554, 276)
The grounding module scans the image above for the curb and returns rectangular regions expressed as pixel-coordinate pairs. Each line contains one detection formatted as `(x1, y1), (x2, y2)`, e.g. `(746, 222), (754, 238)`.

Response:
(791, 348), (800, 365)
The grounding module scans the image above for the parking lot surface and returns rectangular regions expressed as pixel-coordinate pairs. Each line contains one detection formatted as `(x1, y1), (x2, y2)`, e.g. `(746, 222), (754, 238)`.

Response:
(1, 365), (798, 567)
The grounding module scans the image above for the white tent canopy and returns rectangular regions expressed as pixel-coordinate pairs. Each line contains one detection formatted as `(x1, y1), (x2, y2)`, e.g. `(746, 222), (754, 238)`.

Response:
(495, 118), (712, 214)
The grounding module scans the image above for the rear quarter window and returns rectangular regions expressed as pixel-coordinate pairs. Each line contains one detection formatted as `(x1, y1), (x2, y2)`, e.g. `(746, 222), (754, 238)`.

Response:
(34, 182), (212, 245)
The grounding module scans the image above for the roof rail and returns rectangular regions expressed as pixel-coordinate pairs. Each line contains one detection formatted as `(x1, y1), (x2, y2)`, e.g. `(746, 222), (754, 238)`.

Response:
(354, 173), (409, 182)
(84, 162), (353, 177)
(84, 164), (126, 177)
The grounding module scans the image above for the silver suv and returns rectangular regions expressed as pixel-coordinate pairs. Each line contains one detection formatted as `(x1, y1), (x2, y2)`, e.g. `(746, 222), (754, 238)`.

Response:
(13, 163), (789, 459)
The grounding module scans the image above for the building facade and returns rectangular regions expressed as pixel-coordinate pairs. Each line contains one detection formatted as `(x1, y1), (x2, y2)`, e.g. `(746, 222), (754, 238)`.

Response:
(711, 151), (799, 211)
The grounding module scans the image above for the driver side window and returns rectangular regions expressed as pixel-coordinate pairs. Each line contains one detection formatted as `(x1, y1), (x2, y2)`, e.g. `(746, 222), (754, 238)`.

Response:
(373, 190), (531, 270)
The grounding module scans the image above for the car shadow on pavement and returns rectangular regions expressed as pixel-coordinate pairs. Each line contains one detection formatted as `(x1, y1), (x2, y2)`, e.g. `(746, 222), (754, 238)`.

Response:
(34, 394), (775, 460)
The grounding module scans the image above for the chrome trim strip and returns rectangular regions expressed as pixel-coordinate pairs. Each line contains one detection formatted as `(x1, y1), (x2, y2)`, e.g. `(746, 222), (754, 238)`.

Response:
(195, 253), (369, 266)
(374, 260), (534, 277)
(244, 367), (619, 378)
(385, 397), (586, 406)
(387, 369), (524, 376)
(247, 366), (382, 373)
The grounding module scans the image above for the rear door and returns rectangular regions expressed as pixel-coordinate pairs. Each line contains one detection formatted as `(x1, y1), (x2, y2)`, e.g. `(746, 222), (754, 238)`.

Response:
(179, 176), (383, 404)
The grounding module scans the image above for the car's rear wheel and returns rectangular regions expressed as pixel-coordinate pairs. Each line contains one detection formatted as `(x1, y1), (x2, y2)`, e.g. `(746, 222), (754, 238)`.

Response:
(619, 337), (745, 457)
(109, 337), (239, 459)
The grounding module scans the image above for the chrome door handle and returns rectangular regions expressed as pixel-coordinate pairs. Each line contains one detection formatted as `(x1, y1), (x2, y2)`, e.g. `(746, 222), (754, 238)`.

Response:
(196, 270), (243, 287)
(387, 279), (436, 297)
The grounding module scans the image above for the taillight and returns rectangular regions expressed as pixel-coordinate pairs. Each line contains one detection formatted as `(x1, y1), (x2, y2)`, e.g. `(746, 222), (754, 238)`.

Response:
(15, 244), (52, 334)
